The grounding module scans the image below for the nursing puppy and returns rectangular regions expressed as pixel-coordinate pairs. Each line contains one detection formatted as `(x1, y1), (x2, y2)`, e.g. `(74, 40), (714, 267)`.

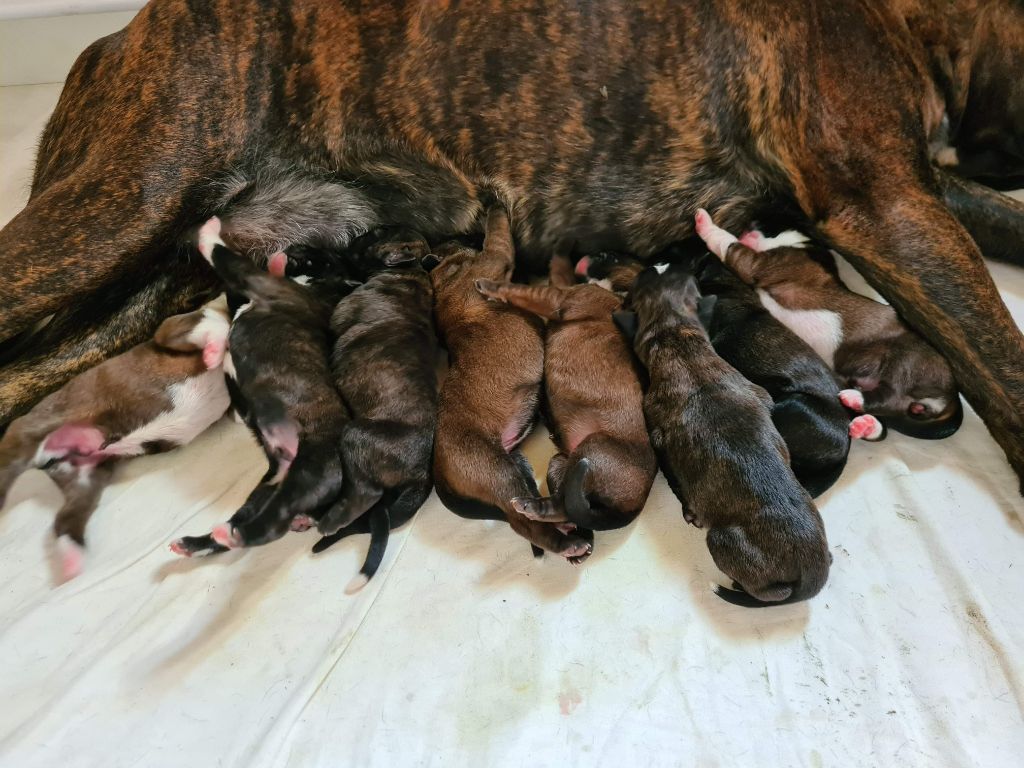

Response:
(312, 232), (438, 594)
(616, 263), (831, 606)
(476, 253), (656, 530)
(695, 210), (963, 440)
(1, 300), (230, 580)
(431, 206), (593, 562)
(172, 217), (347, 553)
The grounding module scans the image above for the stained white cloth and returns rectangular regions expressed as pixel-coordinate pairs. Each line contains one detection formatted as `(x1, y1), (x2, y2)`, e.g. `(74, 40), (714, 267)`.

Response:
(1, 84), (1023, 768)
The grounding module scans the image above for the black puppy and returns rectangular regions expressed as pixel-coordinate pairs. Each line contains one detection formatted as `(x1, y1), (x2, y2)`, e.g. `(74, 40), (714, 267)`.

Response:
(172, 217), (349, 552)
(615, 263), (831, 606)
(312, 230), (438, 593)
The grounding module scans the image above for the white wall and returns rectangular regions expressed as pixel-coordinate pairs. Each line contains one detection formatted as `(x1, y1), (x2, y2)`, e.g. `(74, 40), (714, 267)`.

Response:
(0, 1), (144, 20)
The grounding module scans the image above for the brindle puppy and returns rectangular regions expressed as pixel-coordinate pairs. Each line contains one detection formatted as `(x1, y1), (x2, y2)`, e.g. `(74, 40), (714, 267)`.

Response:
(475, 253), (656, 530)
(616, 263), (831, 606)
(312, 233), (438, 594)
(1, 299), (230, 580)
(173, 217), (347, 552)
(696, 210), (963, 440)
(431, 207), (593, 562)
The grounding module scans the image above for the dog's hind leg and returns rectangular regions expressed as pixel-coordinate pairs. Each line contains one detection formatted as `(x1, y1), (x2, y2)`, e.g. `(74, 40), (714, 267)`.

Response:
(819, 185), (1024, 488)
(936, 170), (1024, 267)
(0, 255), (218, 428)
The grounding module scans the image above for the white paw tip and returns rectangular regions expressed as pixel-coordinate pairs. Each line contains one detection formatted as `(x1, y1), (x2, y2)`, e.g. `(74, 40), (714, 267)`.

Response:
(56, 535), (84, 581)
(344, 573), (370, 595)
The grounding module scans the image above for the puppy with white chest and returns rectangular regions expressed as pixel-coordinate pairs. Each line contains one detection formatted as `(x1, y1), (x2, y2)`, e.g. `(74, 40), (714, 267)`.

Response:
(695, 210), (962, 440)
(1, 299), (230, 580)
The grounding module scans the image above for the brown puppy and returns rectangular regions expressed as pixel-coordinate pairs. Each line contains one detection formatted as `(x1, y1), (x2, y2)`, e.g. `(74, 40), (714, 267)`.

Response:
(431, 207), (593, 562)
(616, 263), (830, 606)
(2, 0), (1024, 496)
(696, 211), (963, 440)
(475, 253), (656, 530)
(0, 299), (230, 580)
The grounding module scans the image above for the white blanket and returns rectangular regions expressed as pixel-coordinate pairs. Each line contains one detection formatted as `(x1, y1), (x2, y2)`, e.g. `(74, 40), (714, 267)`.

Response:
(1, 83), (1022, 768)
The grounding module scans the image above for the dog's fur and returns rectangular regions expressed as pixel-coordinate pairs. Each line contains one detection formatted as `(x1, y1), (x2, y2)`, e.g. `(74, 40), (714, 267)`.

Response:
(695, 210), (963, 440)
(2, 0), (1023, 496)
(1, 301), (230, 579)
(312, 231), (438, 594)
(175, 219), (348, 552)
(616, 263), (830, 605)
(431, 207), (593, 561)
(475, 254), (656, 530)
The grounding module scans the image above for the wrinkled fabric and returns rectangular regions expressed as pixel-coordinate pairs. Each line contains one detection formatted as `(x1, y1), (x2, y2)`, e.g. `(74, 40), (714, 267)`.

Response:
(1, 84), (1022, 768)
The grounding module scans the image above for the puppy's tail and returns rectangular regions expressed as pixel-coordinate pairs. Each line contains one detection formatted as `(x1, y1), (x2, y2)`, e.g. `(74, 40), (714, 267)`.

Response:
(563, 457), (640, 531)
(345, 505), (391, 594)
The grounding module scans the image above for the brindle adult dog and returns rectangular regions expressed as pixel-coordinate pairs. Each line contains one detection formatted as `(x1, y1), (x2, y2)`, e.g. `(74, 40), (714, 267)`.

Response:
(1, 0), (1023, 496)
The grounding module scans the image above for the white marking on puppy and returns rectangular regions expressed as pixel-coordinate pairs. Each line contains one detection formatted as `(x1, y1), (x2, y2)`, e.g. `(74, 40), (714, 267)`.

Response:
(233, 301), (253, 321)
(757, 290), (843, 367)
(653, 263), (670, 275)
(290, 275), (313, 286)
(344, 573), (370, 595)
(915, 397), (948, 415)
(935, 146), (959, 167)
(831, 250), (889, 304)
(197, 216), (226, 261)
(56, 535), (85, 581)
(590, 278), (613, 291)
(694, 209), (738, 259)
(222, 350), (238, 381)
(103, 369), (230, 458)
(755, 230), (810, 250)
(185, 299), (231, 369)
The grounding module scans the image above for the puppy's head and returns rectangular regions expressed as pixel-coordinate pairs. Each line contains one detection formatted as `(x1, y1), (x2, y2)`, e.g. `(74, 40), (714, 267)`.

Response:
(345, 226), (430, 278)
(706, 492), (830, 606)
(842, 334), (962, 439)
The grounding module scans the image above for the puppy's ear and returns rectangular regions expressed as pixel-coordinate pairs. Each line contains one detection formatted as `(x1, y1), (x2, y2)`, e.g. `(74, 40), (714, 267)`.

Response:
(612, 310), (639, 343)
(696, 294), (718, 329)
(421, 253), (442, 271)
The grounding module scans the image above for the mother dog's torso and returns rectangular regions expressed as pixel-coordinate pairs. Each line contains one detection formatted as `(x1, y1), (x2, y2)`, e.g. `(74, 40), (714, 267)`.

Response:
(37, 0), (939, 263)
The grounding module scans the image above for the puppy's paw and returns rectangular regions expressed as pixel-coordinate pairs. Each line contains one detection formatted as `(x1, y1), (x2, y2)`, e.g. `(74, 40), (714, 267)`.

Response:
(202, 339), (227, 369)
(694, 208), (738, 259)
(563, 540), (593, 566)
(290, 514), (316, 532)
(267, 251), (288, 278)
(839, 388), (865, 413)
(850, 414), (886, 441)
(56, 535), (84, 582)
(197, 216), (224, 261)
(474, 278), (503, 300)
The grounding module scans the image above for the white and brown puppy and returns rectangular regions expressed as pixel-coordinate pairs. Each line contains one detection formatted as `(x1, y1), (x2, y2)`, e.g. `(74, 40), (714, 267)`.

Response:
(0, 300), (230, 580)
(695, 210), (962, 440)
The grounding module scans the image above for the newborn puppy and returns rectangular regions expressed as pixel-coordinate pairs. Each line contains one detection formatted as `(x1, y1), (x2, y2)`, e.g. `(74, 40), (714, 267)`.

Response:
(573, 251), (644, 293)
(312, 231), (438, 594)
(695, 210), (962, 439)
(173, 217), (348, 552)
(616, 263), (831, 606)
(430, 206), (593, 562)
(476, 253), (656, 529)
(1, 300), (230, 580)
(695, 257), (879, 497)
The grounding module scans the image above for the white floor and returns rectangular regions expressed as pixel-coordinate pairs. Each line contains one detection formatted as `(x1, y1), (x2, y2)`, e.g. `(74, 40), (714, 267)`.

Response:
(1, 13), (1024, 768)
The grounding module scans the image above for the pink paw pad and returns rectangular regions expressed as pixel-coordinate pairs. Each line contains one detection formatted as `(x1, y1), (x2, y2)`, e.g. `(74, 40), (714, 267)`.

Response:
(574, 255), (591, 277)
(290, 514), (315, 532)
(211, 523), (240, 549)
(42, 423), (106, 460)
(839, 388), (865, 413)
(739, 229), (765, 250)
(169, 539), (191, 557)
(202, 339), (226, 369)
(56, 535), (84, 581)
(850, 414), (884, 441)
(268, 251), (288, 278)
